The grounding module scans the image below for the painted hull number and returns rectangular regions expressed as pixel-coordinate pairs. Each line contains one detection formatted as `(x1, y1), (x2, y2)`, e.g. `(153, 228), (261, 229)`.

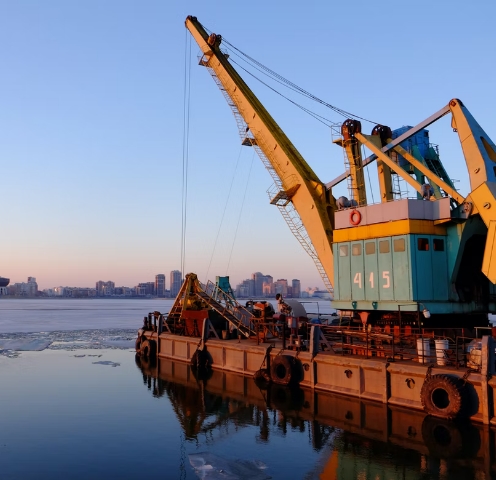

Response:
(354, 271), (390, 289)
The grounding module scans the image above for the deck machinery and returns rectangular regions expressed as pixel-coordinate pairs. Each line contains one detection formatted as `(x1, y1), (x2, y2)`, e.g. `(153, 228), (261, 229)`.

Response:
(186, 16), (496, 329)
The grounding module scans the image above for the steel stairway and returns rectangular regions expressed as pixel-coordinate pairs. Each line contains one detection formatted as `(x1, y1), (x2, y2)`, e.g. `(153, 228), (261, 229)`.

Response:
(197, 281), (257, 338)
(167, 273), (257, 338)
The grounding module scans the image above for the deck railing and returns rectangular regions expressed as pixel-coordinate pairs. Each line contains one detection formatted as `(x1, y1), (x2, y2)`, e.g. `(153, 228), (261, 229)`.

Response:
(308, 324), (482, 371)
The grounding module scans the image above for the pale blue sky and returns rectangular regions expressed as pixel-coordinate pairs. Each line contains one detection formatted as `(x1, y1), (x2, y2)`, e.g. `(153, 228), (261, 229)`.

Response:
(1, 1), (495, 290)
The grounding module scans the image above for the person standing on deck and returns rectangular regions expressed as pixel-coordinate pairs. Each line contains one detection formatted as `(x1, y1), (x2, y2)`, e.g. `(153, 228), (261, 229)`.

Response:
(275, 293), (291, 315)
(276, 293), (297, 335)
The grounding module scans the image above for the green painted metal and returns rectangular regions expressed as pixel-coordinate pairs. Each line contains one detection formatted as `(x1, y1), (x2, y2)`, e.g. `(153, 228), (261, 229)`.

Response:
(350, 242), (365, 301)
(446, 223), (463, 301)
(364, 239), (378, 301)
(412, 145), (441, 199)
(377, 238), (394, 301)
(431, 236), (449, 300)
(215, 276), (235, 299)
(334, 233), (451, 307)
(412, 234), (433, 300)
(336, 242), (351, 300)
(392, 235), (411, 300)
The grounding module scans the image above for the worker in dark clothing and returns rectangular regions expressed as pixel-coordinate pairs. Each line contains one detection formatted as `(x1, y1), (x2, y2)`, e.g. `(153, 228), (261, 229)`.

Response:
(276, 293), (297, 335)
(275, 293), (291, 315)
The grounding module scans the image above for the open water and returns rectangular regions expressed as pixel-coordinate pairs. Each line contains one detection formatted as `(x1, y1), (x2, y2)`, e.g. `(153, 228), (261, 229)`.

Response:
(0, 299), (494, 479)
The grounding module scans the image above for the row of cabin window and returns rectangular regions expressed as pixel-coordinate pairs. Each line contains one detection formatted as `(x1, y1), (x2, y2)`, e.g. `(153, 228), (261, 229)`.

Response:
(339, 238), (445, 257)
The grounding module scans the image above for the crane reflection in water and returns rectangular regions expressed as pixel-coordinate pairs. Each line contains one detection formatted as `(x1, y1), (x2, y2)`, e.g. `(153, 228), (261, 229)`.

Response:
(135, 355), (494, 480)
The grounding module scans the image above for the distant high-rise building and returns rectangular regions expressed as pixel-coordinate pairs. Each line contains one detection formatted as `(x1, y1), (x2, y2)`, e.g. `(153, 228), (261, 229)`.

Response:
(274, 279), (288, 296)
(155, 274), (166, 297)
(262, 275), (273, 297)
(136, 282), (155, 296)
(235, 279), (252, 298)
(292, 279), (301, 298)
(27, 277), (38, 297)
(252, 272), (265, 297)
(96, 280), (115, 296)
(262, 282), (273, 297)
(170, 270), (182, 297)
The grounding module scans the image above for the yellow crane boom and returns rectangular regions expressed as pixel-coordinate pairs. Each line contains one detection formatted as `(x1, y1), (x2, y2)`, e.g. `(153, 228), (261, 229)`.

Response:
(185, 16), (336, 290)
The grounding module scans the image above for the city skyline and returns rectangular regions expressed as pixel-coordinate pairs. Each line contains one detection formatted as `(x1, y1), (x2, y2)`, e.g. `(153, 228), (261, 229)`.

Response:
(2, 271), (325, 298)
(1, 3), (494, 296)
(3, 267), (326, 292)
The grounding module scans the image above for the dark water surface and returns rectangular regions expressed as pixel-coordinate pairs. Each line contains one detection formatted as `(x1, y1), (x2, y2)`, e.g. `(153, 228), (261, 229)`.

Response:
(0, 300), (494, 479)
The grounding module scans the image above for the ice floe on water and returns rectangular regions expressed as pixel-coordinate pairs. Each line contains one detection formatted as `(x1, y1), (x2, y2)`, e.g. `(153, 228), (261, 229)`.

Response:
(0, 328), (137, 358)
(189, 453), (270, 480)
(0, 339), (52, 351)
(92, 361), (121, 367)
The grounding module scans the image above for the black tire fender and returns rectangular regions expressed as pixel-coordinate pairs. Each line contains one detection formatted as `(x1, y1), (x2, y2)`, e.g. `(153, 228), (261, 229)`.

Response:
(420, 374), (465, 419)
(140, 339), (157, 360)
(271, 355), (295, 386)
(191, 349), (211, 370)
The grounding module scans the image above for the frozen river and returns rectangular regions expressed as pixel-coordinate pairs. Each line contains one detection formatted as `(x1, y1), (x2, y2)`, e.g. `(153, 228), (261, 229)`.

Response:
(0, 298), (493, 479)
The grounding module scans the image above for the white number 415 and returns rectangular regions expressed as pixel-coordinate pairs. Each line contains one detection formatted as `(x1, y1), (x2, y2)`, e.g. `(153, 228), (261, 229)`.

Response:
(354, 271), (390, 289)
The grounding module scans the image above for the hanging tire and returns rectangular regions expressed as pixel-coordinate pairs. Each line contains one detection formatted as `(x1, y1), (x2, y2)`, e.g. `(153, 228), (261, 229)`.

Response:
(420, 374), (466, 419)
(135, 336), (141, 352)
(270, 355), (298, 386)
(191, 349), (211, 370)
(140, 339), (157, 360)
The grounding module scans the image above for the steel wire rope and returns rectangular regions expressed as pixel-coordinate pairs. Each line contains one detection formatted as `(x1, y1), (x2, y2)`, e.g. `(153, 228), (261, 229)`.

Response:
(201, 24), (379, 125)
(363, 144), (375, 204)
(219, 36), (380, 124)
(228, 58), (335, 127)
(225, 150), (256, 275)
(181, 30), (192, 279)
(224, 48), (337, 124)
(204, 144), (244, 283)
(203, 25), (349, 119)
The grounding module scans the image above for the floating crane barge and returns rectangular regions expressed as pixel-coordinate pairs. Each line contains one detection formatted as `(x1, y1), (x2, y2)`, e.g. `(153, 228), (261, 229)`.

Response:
(137, 16), (496, 424)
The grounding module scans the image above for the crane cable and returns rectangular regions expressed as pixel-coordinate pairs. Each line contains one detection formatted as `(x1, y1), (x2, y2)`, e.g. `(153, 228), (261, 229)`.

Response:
(200, 26), (380, 125)
(363, 144), (375, 204)
(222, 38), (380, 124)
(226, 150), (256, 275)
(181, 29), (192, 280)
(229, 58), (336, 127)
(204, 145), (244, 283)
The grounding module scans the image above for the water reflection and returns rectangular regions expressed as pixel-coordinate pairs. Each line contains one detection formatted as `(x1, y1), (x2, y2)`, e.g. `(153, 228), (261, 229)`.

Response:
(136, 356), (495, 479)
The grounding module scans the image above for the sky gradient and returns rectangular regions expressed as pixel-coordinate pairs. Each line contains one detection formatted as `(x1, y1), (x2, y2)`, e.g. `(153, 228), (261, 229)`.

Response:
(1, 1), (495, 290)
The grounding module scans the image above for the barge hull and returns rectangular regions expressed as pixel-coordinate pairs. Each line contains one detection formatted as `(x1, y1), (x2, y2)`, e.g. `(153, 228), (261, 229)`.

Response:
(139, 329), (496, 425)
